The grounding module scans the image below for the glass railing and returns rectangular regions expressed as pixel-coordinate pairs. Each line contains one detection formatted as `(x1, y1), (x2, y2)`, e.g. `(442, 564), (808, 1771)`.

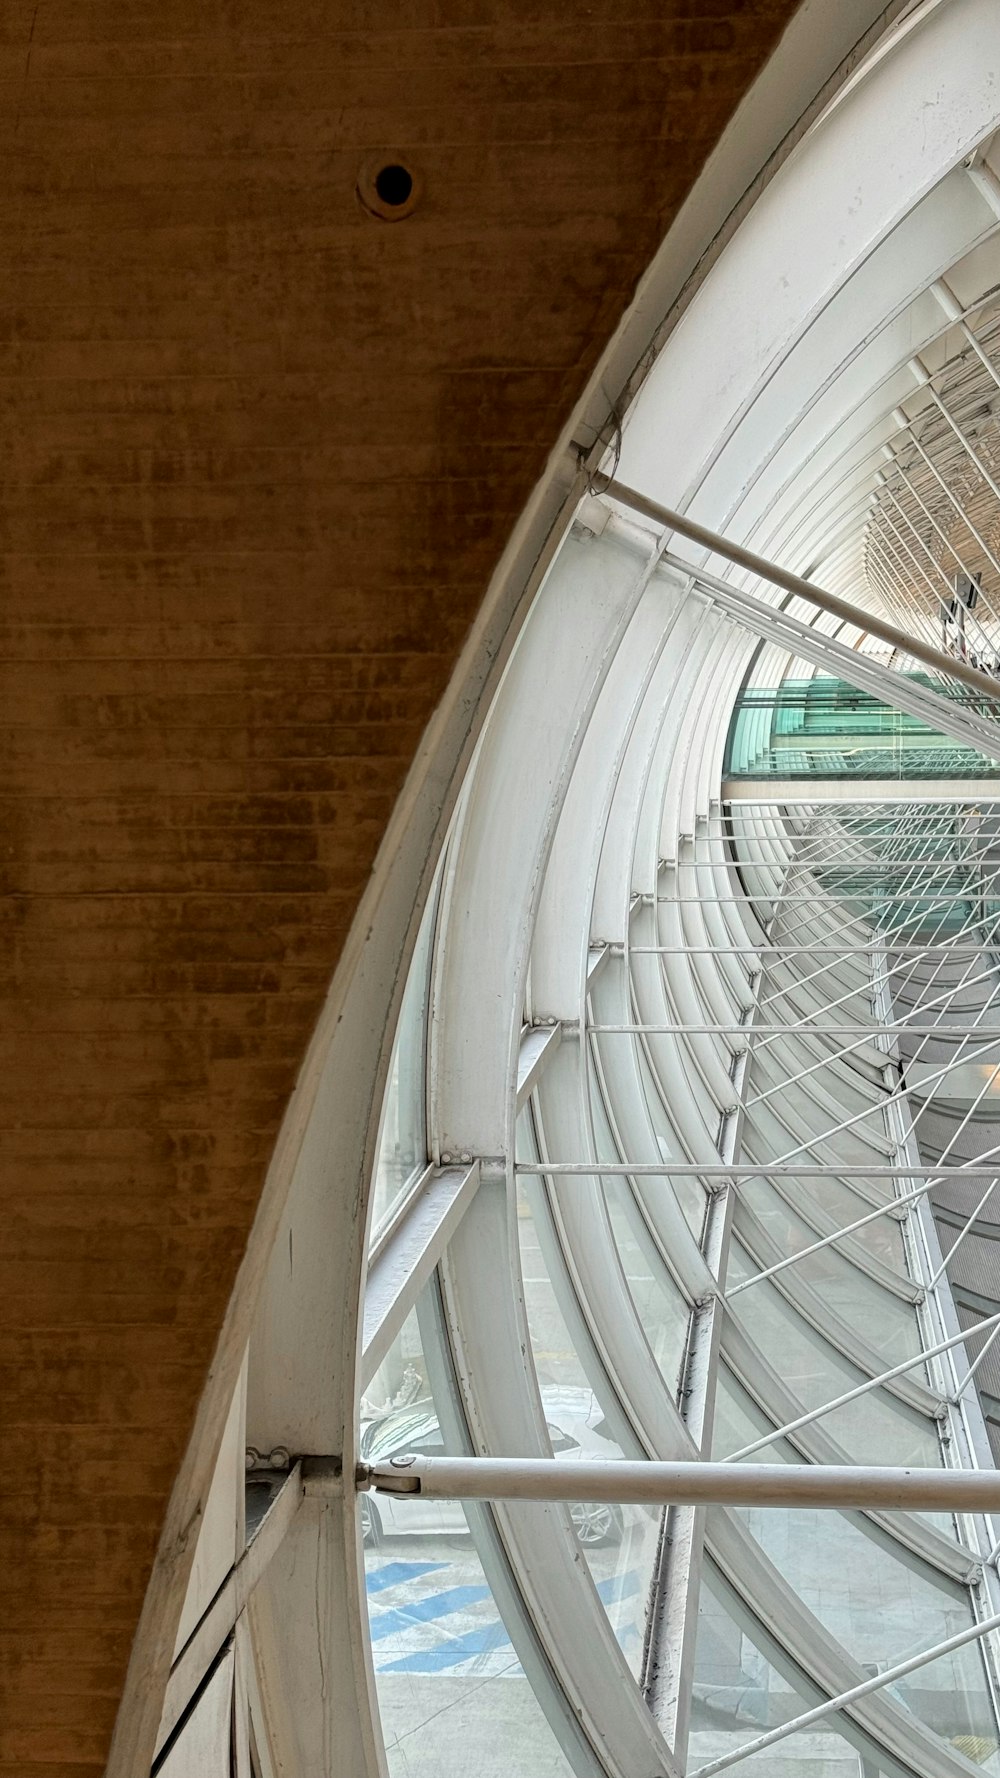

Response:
(726, 675), (1000, 780)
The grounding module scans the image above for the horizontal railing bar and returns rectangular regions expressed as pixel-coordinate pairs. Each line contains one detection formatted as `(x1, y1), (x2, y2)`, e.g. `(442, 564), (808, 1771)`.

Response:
(339, 1455), (1000, 1511)
(639, 893), (1000, 903)
(515, 1163), (998, 1177)
(588, 1023), (1000, 1035)
(617, 945), (997, 955)
(657, 860), (1000, 870)
(716, 806), (1000, 815)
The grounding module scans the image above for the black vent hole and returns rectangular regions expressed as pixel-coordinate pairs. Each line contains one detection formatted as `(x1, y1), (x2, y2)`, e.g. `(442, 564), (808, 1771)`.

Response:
(374, 163), (414, 208)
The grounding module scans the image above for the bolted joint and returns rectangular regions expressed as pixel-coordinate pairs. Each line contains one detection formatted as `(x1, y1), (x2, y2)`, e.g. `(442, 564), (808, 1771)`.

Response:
(373, 1453), (423, 1496)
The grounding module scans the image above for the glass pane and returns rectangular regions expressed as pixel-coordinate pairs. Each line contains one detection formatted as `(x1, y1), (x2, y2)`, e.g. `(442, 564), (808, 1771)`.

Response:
(605, 1186), (689, 1399)
(370, 1542), (574, 1778)
(629, 1036), (707, 1237)
(362, 1303), (574, 1778)
(589, 1067), (691, 1396)
(515, 1112), (661, 1675)
(724, 1240), (942, 1466)
(712, 1372), (975, 1664)
(726, 672), (1000, 782)
(369, 876), (440, 1242)
(733, 1176), (920, 1365)
(691, 1558), (885, 1778)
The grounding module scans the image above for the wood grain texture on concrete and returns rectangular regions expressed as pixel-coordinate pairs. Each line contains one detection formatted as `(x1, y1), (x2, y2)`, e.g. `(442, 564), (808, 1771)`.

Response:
(0, 3), (798, 1770)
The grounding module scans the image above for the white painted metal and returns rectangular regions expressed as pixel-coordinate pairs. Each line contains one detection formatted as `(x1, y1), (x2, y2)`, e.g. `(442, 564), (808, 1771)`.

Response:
(157, 1642), (234, 1777)
(361, 1161), (480, 1385)
(610, 477), (1000, 703)
(516, 1022), (563, 1109)
(156, 1467), (302, 1761)
(429, 527), (683, 1778)
(361, 1456), (1000, 1513)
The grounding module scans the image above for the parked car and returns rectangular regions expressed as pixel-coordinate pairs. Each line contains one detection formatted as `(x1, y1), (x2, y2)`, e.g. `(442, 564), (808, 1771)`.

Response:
(359, 1386), (625, 1547)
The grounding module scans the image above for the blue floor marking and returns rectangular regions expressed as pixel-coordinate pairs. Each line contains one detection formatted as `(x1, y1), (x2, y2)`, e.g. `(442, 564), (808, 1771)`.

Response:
(369, 1584), (492, 1641)
(366, 1560), (445, 1596)
(597, 1571), (640, 1605)
(367, 1558), (641, 1675)
(379, 1620), (514, 1674)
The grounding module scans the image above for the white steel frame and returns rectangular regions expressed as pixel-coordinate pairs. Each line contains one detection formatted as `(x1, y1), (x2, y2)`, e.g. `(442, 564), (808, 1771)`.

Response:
(130, 11), (1000, 1778)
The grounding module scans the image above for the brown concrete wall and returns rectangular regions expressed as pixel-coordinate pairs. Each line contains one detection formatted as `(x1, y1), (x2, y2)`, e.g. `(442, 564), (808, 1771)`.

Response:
(0, 4), (797, 1771)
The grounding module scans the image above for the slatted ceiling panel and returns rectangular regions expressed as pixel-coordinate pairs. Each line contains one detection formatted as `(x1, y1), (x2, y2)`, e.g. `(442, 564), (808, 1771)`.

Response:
(871, 307), (1000, 629)
(937, 1232), (1000, 1305)
(0, 5), (803, 1773)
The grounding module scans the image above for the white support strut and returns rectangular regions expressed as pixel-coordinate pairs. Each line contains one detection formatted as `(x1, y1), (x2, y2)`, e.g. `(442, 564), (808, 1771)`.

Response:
(347, 1455), (1000, 1512)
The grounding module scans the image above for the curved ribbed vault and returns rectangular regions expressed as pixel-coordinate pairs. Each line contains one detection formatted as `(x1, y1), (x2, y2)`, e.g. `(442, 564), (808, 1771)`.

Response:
(296, 8), (1000, 1777)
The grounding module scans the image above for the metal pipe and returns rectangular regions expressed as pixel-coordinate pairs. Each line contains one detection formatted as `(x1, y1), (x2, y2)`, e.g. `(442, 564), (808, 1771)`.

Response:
(606, 478), (1000, 701)
(588, 1024), (1000, 1035)
(514, 1164), (1000, 1178)
(642, 893), (1000, 902)
(619, 945), (1000, 955)
(353, 1455), (1000, 1512)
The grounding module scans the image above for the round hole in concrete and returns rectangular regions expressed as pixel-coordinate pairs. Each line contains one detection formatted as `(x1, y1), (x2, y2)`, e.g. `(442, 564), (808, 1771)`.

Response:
(357, 155), (422, 221)
(374, 163), (413, 208)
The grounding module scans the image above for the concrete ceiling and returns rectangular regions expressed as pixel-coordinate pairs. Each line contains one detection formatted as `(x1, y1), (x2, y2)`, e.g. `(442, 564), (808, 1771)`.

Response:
(0, 4), (805, 1772)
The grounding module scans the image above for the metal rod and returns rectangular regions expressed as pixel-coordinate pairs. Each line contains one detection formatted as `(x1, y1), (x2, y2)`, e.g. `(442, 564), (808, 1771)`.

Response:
(514, 1164), (1000, 1178)
(724, 790), (1000, 801)
(606, 478), (1000, 700)
(618, 945), (999, 955)
(353, 1455), (1000, 1511)
(642, 892), (1000, 902)
(588, 1024), (1000, 1035)
(689, 1600), (1000, 1778)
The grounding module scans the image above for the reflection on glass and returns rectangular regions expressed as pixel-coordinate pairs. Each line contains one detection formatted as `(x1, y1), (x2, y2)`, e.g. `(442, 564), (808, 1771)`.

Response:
(724, 1239), (941, 1467)
(692, 1559), (883, 1777)
(589, 1068), (692, 1397)
(629, 1037), (707, 1237)
(732, 1176), (920, 1366)
(361, 1303), (573, 1778)
(514, 1109), (660, 1675)
(726, 674), (1000, 782)
(605, 1187), (689, 1399)
(712, 1371), (997, 1754)
(369, 877), (440, 1242)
